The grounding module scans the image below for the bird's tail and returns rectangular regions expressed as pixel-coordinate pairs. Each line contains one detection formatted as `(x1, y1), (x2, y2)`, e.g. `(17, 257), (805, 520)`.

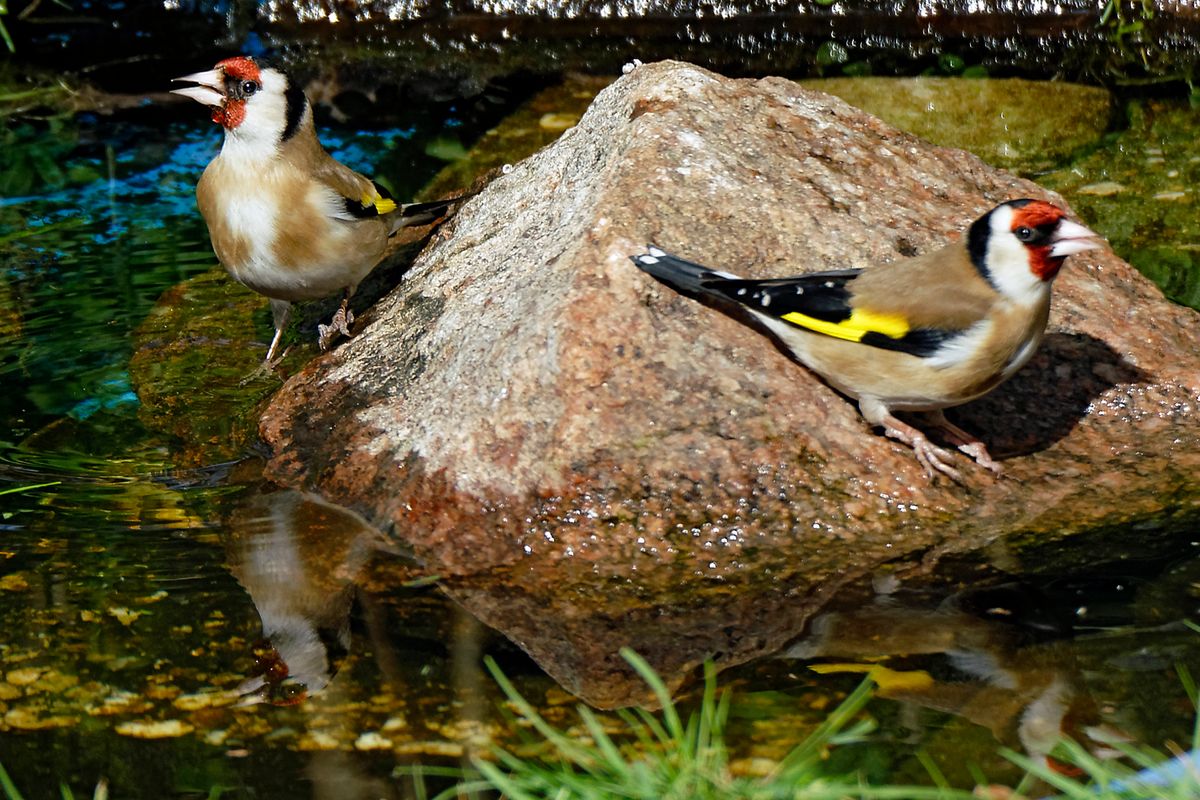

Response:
(387, 196), (465, 233)
(630, 245), (740, 293)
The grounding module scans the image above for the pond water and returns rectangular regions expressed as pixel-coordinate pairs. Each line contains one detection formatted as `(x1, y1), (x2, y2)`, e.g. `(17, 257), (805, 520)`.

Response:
(2, 7), (1200, 799)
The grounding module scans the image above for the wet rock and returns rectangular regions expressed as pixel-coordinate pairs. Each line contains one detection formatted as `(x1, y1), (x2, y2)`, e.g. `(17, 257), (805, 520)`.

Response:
(128, 235), (437, 466)
(128, 267), (289, 466)
(798, 77), (1113, 173)
(260, 61), (1200, 707)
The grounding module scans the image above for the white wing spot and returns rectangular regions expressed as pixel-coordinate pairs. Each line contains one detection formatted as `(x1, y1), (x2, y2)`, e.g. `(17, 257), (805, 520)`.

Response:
(796, 287), (805, 294)
(637, 255), (659, 264)
(760, 293), (771, 307)
(648, 246), (667, 257)
(824, 281), (835, 288)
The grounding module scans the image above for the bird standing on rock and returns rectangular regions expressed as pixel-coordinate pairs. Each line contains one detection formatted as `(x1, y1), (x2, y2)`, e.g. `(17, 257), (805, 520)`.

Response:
(172, 56), (461, 365)
(632, 199), (1103, 480)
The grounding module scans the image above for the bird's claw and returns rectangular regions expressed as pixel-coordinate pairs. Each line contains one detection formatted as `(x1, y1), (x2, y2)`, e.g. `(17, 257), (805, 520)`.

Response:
(920, 412), (1004, 477)
(238, 346), (290, 386)
(957, 441), (1003, 475)
(900, 430), (964, 483)
(317, 306), (354, 351)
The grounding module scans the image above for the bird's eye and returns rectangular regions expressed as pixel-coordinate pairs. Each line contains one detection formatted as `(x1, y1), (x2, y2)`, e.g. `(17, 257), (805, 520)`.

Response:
(1015, 226), (1034, 242)
(242, 80), (259, 96)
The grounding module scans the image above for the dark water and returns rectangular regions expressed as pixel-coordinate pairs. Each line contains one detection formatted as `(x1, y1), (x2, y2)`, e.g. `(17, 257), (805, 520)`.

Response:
(2, 10), (1200, 799)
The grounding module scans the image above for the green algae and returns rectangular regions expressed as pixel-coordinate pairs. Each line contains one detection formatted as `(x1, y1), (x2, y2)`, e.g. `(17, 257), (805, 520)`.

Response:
(1042, 100), (1200, 311)
(800, 77), (1114, 175)
(419, 75), (614, 200)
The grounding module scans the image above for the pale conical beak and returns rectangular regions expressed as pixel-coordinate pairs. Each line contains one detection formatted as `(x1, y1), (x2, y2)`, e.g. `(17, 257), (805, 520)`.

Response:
(170, 69), (225, 107)
(230, 674), (269, 706)
(1049, 218), (1104, 258)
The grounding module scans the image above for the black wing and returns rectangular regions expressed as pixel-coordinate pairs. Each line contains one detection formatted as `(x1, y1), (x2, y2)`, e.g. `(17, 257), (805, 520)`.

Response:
(631, 246), (959, 358)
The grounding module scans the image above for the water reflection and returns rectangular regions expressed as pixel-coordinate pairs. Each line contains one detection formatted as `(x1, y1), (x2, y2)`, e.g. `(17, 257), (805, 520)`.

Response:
(225, 491), (398, 705)
(207, 483), (1199, 792)
(785, 583), (1130, 774)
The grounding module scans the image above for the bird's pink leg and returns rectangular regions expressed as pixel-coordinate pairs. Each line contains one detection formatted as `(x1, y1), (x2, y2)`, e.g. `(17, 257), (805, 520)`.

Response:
(265, 298), (292, 364)
(920, 410), (1003, 475)
(859, 399), (963, 482)
(317, 291), (355, 351)
(239, 300), (293, 384)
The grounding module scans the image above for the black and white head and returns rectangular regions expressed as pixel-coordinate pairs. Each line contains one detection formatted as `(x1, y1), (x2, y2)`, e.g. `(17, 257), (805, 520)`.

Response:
(967, 199), (1102, 303)
(171, 56), (309, 158)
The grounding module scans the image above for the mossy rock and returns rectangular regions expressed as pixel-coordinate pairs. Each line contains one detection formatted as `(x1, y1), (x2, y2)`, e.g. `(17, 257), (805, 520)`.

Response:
(801, 77), (1114, 174)
(128, 267), (299, 465)
(420, 74), (613, 199)
(1042, 100), (1200, 311)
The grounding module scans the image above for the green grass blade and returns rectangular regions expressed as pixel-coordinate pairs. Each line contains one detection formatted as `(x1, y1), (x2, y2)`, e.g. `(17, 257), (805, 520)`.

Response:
(773, 678), (876, 776)
(0, 480), (60, 496)
(484, 656), (597, 765)
(473, 759), (542, 800)
(621, 648), (685, 741)
(916, 750), (951, 791)
(578, 706), (633, 778)
(1003, 748), (1090, 798)
(0, 764), (25, 800)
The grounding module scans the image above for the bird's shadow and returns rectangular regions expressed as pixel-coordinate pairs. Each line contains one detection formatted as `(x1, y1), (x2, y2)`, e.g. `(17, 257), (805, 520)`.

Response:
(947, 331), (1150, 458)
(645, 280), (1149, 460)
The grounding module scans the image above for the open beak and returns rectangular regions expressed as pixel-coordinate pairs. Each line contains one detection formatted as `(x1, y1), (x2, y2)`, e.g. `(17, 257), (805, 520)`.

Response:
(1049, 219), (1104, 258)
(171, 68), (225, 107)
(230, 674), (269, 706)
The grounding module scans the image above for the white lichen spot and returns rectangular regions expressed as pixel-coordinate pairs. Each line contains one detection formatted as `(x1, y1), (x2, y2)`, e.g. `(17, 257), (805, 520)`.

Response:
(1076, 181), (1125, 197)
(355, 731), (394, 751)
(116, 719), (194, 739)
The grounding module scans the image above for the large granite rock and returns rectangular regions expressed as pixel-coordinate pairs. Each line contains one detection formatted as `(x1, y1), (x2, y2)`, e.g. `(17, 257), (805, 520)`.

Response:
(260, 61), (1200, 707)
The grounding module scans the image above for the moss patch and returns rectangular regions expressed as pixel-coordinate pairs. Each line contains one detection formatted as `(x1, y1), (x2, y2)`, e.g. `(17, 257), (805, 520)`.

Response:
(801, 77), (1113, 174)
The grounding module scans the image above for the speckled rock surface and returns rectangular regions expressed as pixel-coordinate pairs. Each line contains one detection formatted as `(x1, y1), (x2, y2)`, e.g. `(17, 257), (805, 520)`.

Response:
(260, 61), (1200, 707)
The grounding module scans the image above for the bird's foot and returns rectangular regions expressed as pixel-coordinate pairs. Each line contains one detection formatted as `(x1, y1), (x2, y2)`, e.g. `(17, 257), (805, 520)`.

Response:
(317, 306), (354, 351)
(238, 346), (291, 386)
(920, 411), (1003, 476)
(877, 414), (964, 483)
(904, 431), (964, 483)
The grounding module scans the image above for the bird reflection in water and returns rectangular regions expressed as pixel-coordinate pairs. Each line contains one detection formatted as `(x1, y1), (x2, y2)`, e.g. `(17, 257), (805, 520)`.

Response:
(785, 583), (1131, 775)
(225, 490), (399, 705)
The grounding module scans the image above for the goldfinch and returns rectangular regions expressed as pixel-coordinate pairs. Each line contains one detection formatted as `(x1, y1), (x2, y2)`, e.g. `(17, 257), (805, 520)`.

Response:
(631, 199), (1103, 480)
(171, 56), (460, 364)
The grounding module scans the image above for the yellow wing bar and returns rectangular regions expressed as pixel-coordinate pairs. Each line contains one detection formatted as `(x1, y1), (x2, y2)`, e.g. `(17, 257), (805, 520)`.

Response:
(780, 308), (909, 342)
(362, 191), (397, 215)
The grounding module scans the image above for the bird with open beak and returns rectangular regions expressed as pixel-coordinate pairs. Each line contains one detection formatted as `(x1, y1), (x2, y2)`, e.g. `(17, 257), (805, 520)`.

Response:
(172, 56), (459, 366)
